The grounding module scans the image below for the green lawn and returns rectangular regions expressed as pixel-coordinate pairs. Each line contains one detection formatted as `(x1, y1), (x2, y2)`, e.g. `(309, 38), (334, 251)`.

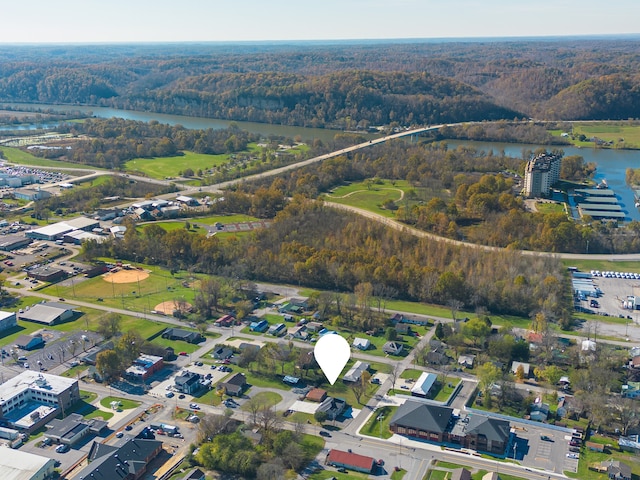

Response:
(100, 396), (141, 410)
(125, 151), (232, 179)
(323, 179), (422, 218)
(0, 146), (95, 169)
(536, 202), (565, 214)
(360, 405), (396, 439)
(432, 377), (461, 402)
(195, 214), (260, 225)
(565, 434), (640, 479)
(571, 122), (640, 149)
(308, 471), (369, 480)
(423, 470), (448, 480)
(241, 391), (282, 410)
(391, 468), (407, 480)
(138, 221), (206, 233)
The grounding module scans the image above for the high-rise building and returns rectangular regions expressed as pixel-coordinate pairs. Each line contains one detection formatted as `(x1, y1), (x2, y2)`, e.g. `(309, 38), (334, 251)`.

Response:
(523, 153), (562, 197)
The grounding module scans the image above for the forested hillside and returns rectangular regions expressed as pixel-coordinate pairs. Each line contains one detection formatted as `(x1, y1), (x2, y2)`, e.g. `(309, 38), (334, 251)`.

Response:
(1, 39), (639, 124)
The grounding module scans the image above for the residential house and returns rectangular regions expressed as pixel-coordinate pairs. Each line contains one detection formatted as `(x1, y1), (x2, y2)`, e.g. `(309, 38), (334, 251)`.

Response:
(602, 460), (632, 480)
(81, 341), (115, 365)
(352, 338), (371, 350)
(529, 401), (550, 422)
(326, 449), (375, 474)
(211, 346), (233, 360)
(214, 314), (235, 327)
(288, 325), (308, 340)
(619, 436), (640, 454)
(395, 323), (412, 335)
(267, 323), (286, 336)
(220, 373), (247, 397)
(161, 328), (204, 344)
(14, 333), (45, 350)
(458, 354), (475, 368)
(383, 341), (404, 356)
(482, 473), (501, 480)
(426, 350), (449, 365)
(622, 382), (640, 399)
(306, 321), (323, 333)
(249, 319), (269, 333)
(174, 371), (202, 395)
(317, 397), (346, 420)
(343, 361), (369, 383)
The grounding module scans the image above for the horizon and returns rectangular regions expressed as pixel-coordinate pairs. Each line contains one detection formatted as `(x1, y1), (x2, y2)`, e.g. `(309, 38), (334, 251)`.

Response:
(1, 0), (638, 44)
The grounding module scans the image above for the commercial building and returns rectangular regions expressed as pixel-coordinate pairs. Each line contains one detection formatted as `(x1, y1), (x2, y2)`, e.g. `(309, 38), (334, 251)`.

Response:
(0, 234), (32, 251)
(14, 333), (45, 350)
(125, 354), (164, 382)
(390, 401), (511, 455)
(26, 216), (99, 241)
(0, 371), (79, 432)
(162, 328), (203, 344)
(0, 310), (17, 333)
(13, 188), (51, 201)
(0, 448), (56, 480)
(26, 266), (66, 282)
(19, 302), (75, 325)
(78, 438), (163, 480)
(44, 412), (107, 445)
(523, 153), (561, 198)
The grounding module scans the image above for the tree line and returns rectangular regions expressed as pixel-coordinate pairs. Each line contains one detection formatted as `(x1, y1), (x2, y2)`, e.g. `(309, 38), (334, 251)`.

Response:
(2, 39), (640, 124)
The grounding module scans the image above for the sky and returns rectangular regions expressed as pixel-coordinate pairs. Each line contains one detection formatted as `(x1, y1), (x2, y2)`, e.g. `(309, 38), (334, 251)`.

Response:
(1, 0), (639, 44)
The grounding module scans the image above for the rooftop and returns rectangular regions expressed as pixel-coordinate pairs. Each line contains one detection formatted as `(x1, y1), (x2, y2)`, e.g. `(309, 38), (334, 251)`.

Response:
(0, 447), (55, 478)
(0, 371), (76, 400)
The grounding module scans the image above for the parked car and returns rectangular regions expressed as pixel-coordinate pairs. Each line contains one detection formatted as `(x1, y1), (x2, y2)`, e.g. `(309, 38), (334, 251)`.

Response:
(166, 392), (174, 398)
(179, 352), (188, 356)
(115, 431), (124, 438)
(566, 453), (579, 459)
(319, 430), (331, 437)
(56, 444), (70, 453)
(189, 403), (200, 410)
(179, 394), (185, 399)
(541, 435), (553, 442)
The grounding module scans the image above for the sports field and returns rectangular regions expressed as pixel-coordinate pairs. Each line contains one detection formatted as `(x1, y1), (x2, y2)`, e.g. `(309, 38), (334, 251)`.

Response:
(42, 264), (198, 315)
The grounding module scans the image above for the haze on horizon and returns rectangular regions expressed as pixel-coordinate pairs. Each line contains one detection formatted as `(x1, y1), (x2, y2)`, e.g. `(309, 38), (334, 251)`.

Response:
(2, 0), (639, 44)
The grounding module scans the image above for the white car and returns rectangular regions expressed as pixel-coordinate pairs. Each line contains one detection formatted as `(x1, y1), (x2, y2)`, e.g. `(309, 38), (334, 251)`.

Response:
(189, 403), (200, 410)
(566, 453), (579, 459)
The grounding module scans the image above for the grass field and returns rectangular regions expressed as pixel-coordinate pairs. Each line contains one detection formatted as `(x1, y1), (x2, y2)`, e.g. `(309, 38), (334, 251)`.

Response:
(240, 391), (282, 411)
(0, 146), (96, 169)
(139, 221), (206, 233)
(41, 263), (199, 318)
(124, 151), (230, 178)
(535, 202), (565, 214)
(323, 179), (421, 218)
(550, 122), (640, 149)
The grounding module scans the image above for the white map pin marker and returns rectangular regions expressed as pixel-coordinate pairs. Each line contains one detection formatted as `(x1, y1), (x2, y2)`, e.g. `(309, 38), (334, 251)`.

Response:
(314, 334), (351, 385)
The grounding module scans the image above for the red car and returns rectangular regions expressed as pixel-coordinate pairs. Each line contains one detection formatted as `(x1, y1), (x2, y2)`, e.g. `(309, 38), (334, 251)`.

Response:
(179, 352), (188, 356)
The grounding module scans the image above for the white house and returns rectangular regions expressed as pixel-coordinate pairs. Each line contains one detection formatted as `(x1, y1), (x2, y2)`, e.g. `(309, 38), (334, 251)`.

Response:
(352, 338), (371, 350)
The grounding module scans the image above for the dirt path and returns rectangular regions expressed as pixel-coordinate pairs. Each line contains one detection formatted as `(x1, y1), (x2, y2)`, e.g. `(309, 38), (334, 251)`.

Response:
(326, 187), (405, 201)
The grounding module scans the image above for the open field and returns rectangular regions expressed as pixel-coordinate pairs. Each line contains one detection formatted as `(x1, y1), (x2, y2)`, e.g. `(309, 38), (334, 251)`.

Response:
(360, 405), (396, 439)
(125, 150), (230, 179)
(550, 122), (640, 149)
(322, 179), (420, 218)
(565, 434), (640, 479)
(0, 146), (95, 169)
(41, 263), (200, 316)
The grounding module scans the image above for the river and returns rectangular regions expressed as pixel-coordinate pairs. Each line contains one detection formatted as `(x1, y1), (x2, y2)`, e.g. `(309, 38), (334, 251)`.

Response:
(0, 102), (344, 143)
(445, 139), (640, 222)
(3, 103), (639, 220)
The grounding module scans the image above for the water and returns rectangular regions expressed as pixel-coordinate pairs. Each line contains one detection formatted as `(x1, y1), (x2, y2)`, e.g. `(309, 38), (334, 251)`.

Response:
(445, 140), (640, 222)
(0, 103), (345, 143)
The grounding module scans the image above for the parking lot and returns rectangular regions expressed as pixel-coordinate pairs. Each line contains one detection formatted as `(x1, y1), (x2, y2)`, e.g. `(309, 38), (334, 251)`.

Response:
(148, 362), (235, 401)
(509, 424), (578, 474)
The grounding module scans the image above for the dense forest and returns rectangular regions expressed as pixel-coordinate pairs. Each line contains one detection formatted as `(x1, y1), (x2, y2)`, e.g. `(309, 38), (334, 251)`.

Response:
(1, 39), (640, 126)
(82, 199), (571, 324)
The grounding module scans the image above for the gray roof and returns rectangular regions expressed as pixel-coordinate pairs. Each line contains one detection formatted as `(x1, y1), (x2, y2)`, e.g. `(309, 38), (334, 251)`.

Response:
(81, 438), (162, 479)
(390, 401), (452, 433)
(465, 415), (511, 443)
(19, 302), (73, 324)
